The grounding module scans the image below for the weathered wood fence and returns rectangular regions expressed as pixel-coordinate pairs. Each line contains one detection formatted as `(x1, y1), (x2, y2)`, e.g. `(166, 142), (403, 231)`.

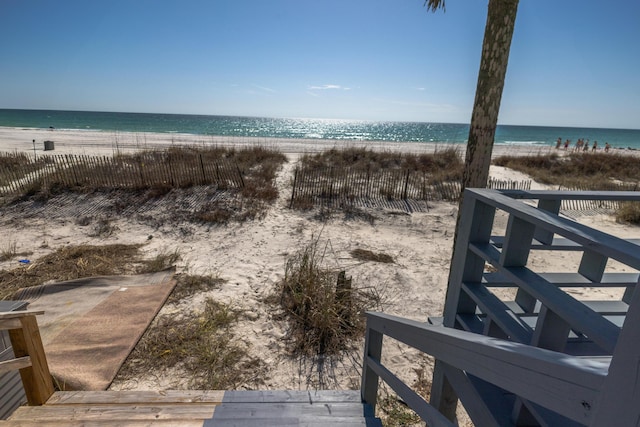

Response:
(0, 153), (244, 196)
(290, 167), (532, 208)
(558, 183), (640, 211)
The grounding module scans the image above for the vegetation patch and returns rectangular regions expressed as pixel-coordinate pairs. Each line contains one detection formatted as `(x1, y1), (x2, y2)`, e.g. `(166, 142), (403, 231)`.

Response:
(2, 146), (288, 223)
(0, 152), (45, 187)
(377, 357), (433, 427)
(494, 152), (640, 218)
(351, 248), (394, 264)
(116, 297), (264, 390)
(272, 237), (380, 357)
(0, 240), (32, 262)
(493, 152), (640, 188)
(0, 244), (178, 300)
(615, 202), (640, 225)
(292, 147), (464, 209)
(300, 147), (462, 176)
(167, 273), (225, 303)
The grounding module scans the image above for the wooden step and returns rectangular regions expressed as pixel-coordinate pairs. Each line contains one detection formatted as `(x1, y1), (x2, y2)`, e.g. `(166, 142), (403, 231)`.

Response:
(1, 390), (381, 426)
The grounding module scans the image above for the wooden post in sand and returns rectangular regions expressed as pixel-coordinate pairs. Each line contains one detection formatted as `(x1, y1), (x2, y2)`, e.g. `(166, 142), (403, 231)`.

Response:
(290, 168), (298, 209)
(336, 271), (352, 329)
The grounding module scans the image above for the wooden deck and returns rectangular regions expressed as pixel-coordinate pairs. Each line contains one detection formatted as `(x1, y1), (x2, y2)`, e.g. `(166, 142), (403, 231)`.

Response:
(0, 311), (381, 426)
(0, 390), (382, 426)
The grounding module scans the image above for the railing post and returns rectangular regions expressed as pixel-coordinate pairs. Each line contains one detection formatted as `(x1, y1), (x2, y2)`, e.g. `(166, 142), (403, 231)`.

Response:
(534, 198), (561, 244)
(361, 320), (383, 411)
(7, 315), (54, 406)
(432, 190), (496, 421)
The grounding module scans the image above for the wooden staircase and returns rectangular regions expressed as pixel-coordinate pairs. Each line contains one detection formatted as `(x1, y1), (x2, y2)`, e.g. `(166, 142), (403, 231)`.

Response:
(0, 311), (381, 426)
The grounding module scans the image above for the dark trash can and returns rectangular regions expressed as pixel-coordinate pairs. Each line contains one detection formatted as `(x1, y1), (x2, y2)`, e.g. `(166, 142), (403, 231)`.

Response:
(43, 140), (54, 151)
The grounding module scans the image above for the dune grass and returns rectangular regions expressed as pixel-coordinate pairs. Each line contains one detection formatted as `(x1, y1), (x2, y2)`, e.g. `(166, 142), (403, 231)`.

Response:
(299, 146), (463, 184)
(493, 152), (640, 188)
(2, 146), (288, 223)
(0, 152), (44, 187)
(493, 152), (640, 223)
(273, 236), (381, 357)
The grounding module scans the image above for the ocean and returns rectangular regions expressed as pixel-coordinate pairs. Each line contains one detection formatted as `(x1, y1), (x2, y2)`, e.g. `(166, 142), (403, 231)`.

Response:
(1, 109), (639, 150)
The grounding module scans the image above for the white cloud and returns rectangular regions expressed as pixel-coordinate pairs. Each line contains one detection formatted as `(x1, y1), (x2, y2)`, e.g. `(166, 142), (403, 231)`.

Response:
(308, 84), (350, 91)
(253, 84), (276, 93)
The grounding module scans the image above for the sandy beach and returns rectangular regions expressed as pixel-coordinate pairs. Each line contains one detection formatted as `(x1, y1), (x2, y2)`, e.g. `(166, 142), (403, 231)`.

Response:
(1, 127), (638, 421)
(0, 126), (560, 159)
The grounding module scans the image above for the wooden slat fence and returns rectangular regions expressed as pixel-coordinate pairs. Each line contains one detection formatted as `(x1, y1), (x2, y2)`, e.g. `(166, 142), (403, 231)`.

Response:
(559, 182), (639, 212)
(487, 176), (531, 191)
(0, 153), (244, 196)
(290, 167), (531, 208)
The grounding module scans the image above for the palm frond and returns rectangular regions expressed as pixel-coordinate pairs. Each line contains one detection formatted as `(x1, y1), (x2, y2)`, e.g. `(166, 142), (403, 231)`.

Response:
(424, 0), (445, 12)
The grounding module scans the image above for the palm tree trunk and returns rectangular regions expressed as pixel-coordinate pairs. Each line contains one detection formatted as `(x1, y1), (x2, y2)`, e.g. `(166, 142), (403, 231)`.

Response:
(431, 0), (520, 423)
(463, 0), (519, 191)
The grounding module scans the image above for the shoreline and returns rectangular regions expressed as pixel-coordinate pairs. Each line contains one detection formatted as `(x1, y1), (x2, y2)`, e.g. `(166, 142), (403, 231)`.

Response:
(0, 126), (559, 158)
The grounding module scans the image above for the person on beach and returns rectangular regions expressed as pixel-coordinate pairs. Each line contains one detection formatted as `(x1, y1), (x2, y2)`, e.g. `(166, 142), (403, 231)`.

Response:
(583, 141), (589, 152)
(556, 137), (562, 149)
(592, 141), (598, 151)
(605, 142), (611, 152)
(564, 139), (570, 150)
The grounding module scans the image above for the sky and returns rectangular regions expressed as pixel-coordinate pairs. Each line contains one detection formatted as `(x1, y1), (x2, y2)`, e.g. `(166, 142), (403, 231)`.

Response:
(1, 0), (639, 129)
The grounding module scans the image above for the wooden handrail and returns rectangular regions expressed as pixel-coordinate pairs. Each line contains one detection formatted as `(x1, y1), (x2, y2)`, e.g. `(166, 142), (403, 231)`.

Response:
(361, 311), (607, 425)
(0, 310), (45, 320)
(0, 311), (54, 406)
(0, 356), (32, 375)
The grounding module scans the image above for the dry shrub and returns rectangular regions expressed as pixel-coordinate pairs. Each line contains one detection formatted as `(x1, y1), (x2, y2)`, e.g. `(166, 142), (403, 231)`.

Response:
(351, 248), (394, 264)
(167, 273), (225, 303)
(87, 217), (118, 237)
(0, 244), (180, 300)
(290, 195), (315, 211)
(195, 198), (268, 224)
(616, 202), (640, 224)
(196, 207), (234, 224)
(137, 247), (181, 274)
(274, 237), (380, 356)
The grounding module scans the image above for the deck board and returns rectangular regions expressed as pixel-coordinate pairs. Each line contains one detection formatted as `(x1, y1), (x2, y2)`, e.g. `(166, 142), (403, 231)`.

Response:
(2, 390), (379, 426)
(7, 404), (217, 421)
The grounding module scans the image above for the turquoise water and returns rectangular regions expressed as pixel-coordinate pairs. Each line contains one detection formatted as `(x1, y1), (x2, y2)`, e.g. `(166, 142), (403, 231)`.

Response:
(1, 109), (639, 149)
